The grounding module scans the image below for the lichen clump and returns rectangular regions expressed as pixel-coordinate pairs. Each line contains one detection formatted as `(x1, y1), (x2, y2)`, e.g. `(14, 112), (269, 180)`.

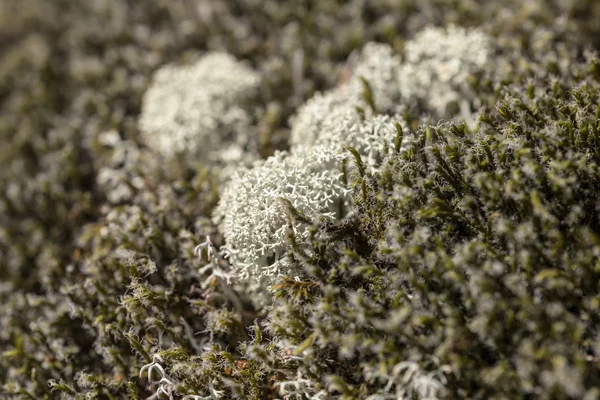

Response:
(139, 52), (261, 165)
(399, 25), (491, 118)
(213, 147), (349, 290)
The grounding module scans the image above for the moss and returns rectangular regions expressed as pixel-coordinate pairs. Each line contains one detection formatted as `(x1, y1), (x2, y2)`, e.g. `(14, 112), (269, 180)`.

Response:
(262, 55), (600, 399)
(2, 1), (600, 399)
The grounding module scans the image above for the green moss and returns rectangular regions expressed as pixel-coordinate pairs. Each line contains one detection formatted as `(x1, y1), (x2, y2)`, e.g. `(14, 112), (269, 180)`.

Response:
(2, 1), (600, 399)
(262, 55), (600, 399)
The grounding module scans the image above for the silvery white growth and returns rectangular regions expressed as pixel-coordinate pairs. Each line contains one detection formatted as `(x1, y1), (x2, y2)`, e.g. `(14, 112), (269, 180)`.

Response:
(291, 28), (491, 147)
(213, 146), (350, 290)
(365, 360), (451, 400)
(275, 370), (328, 400)
(139, 52), (260, 166)
(139, 354), (226, 400)
(139, 354), (176, 400)
(344, 42), (403, 113)
(399, 26), (491, 119)
(290, 42), (403, 149)
(297, 106), (411, 170)
(289, 90), (349, 149)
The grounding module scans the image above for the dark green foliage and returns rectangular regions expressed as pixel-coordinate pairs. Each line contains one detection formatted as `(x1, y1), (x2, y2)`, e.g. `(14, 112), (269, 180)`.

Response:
(262, 56), (600, 399)
(3, 1), (600, 399)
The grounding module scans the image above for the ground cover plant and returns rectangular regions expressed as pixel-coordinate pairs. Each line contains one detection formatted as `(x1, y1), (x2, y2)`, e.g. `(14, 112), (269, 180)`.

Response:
(2, 1), (600, 399)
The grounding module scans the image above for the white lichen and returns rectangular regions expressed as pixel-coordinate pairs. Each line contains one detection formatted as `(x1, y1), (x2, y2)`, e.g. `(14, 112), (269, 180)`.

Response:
(289, 90), (349, 149)
(365, 360), (451, 400)
(275, 370), (328, 400)
(399, 25), (492, 119)
(303, 107), (410, 170)
(291, 27), (491, 151)
(139, 52), (261, 167)
(289, 42), (404, 150)
(212, 146), (350, 290)
(344, 42), (403, 113)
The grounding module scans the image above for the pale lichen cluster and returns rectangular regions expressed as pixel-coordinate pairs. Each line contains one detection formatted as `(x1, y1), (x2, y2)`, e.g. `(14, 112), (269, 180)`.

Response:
(139, 52), (261, 169)
(215, 27), (488, 291)
(213, 147), (350, 291)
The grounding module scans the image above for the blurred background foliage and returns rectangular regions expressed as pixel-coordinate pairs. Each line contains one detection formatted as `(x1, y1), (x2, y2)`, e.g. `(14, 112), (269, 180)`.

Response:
(2, 0), (600, 398)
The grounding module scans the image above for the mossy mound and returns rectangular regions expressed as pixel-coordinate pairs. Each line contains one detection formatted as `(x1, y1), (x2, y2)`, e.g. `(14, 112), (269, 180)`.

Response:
(2, 1), (600, 399)
(263, 55), (600, 399)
